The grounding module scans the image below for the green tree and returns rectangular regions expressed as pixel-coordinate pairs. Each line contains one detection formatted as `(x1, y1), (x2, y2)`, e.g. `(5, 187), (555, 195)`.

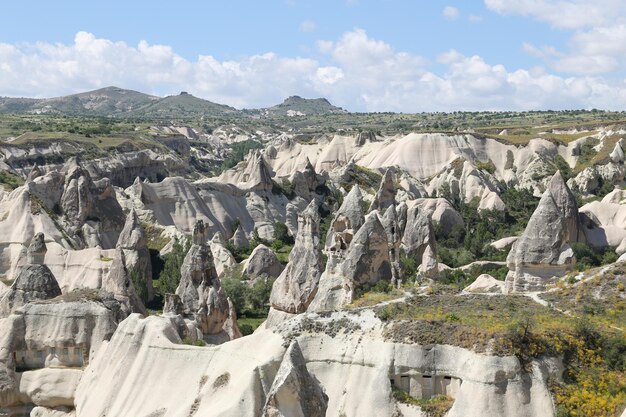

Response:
(158, 238), (190, 294)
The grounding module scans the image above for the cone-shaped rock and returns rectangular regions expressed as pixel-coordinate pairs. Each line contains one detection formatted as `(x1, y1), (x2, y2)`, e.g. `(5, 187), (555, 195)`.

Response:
(401, 204), (438, 279)
(174, 220), (229, 334)
(0, 234), (61, 317)
(505, 171), (584, 292)
(102, 247), (147, 315)
(325, 185), (365, 251)
(270, 201), (324, 314)
(262, 340), (329, 417)
(117, 209), (154, 301)
(369, 168), (396, 212)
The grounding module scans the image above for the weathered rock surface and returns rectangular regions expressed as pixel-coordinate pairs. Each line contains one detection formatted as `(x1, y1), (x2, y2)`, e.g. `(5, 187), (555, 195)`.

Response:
(242, 244), (284, 280)
(401, 205), (438, 279)
(369, 169), (396, 212)
(506, 171), (584, 292)
(464, 274), (505, 293)
(171, 221), (229, 335)
(262, 340), (328, 417)
(270, 201), (323, 315)
(310, 213), (391, 312)
(116, 209), (153, 301)
(102, 247), (147, 315)
(0, 235), (62, 317)
(74, 310), (558, 417)
(209, 234), (237, 277)
(325, 185), (365, 251)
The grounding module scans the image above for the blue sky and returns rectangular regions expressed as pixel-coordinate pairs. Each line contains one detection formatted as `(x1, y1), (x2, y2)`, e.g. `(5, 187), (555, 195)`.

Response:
(1, 1), (625, 111)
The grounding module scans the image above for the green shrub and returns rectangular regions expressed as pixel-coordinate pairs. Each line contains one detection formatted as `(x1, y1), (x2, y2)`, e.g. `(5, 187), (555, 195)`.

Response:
(158, 238), (190, 294)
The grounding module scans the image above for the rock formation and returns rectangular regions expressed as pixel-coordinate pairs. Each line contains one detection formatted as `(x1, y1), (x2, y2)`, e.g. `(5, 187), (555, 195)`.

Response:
(269, 201), (324, 315)
(369, 168), (396, 212)
(401, 205), (439, 279)
(116, 209), (153, 302)
(262, 340), (328, 417)
(242, 244), (284, 281)
(505, 171), (584, 292)
(464, 274), (505, 293)
(102, 247), (147, 315)
(381, 205), (402, 285)
(0, 234), (62, 317)
(170, 220), (230, 335)
(325, 185), (365, 251)
(209, 233), (237, 277)
(310, 213), (392, 312)
(230, 224), (250, 249)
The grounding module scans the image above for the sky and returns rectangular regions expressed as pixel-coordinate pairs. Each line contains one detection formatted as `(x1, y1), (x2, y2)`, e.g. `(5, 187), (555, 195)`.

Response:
(1, 0), (626, 112)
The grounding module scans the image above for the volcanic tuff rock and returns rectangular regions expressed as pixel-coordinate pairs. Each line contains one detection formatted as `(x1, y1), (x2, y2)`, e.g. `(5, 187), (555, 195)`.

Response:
(401, 204), (439, 279)
(270, 201), (324, 315)
(171, 220), (230, 335)
(0, 234), (62, 317)
(310, 213), (392, 312)
(262, 340), (328, 417)
(325, 185), (365, 251)
(369, 168), (396, 212)
(218, 150), (274, 192)
(381, 205), (402, 285)
(230, 224), (250, 248)
(0, 295), (123, 411)
(60, 159), (125, 248)
(242, 244), (284, 281)
(464, 274), (505, 293)
(102, 247), (147, 315)
(116, 209), (153, 301)
(209, 234), (237, 277)
(505, 171), (584, 292)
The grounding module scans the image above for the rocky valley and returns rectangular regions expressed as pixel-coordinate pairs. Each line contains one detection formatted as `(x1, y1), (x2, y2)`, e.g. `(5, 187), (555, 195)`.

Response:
(0, 89), (624, 417)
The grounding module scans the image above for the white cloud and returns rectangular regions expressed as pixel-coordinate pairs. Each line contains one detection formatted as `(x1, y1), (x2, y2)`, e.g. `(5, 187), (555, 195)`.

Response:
(443, 6), (460, 20)
(486, 1), (626, 75)
(299, 20), (316, 33)
(1, 30), (625, 112)
(484, 0), (626, 29)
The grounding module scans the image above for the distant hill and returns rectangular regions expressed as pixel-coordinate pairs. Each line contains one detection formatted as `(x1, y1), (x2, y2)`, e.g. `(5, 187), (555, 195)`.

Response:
(127, 91), (238, 118)
(263, 96), (346, 117)
(0, 88), (344, 118)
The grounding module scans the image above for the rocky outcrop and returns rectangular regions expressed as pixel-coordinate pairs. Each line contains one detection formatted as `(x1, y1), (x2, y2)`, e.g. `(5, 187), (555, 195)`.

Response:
(262, 340), (328, 417)
(381, 205), (402, 286)
(171, 220), (230, 335)
(59, 159), (125, 248)
(102, 247), (147, 315)
(464, 274), (505, 293)
(0, 234), (62, 317)
(325, 185), (365, 251)
(310, 213), (391, 312)
(288, 157), (320, 200)
(74, 309), (558, 417)
(401, 205), (439, 279)
(369, 169), (396, 212)
(218, 150), (275, 192)
(242, 244), (284, 281)
(116, 209), (153, 302)
(269, 201), (324, 315)
(209, 233), (237, 277)
(505, 171), (584, 292)
(230, 224), (250, 249)
(222, 298), (242, 340)
(0, 294), (123, 411)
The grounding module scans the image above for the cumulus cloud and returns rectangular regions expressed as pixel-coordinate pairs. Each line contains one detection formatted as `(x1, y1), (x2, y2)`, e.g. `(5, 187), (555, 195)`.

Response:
(443, 6), (460, 20)
(486, 0), (626, 75)
(1, 30), (625, 112)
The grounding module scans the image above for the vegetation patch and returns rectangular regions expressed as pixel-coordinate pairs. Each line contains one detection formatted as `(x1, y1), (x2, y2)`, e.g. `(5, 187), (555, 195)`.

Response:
(392, 387), (453, 417)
